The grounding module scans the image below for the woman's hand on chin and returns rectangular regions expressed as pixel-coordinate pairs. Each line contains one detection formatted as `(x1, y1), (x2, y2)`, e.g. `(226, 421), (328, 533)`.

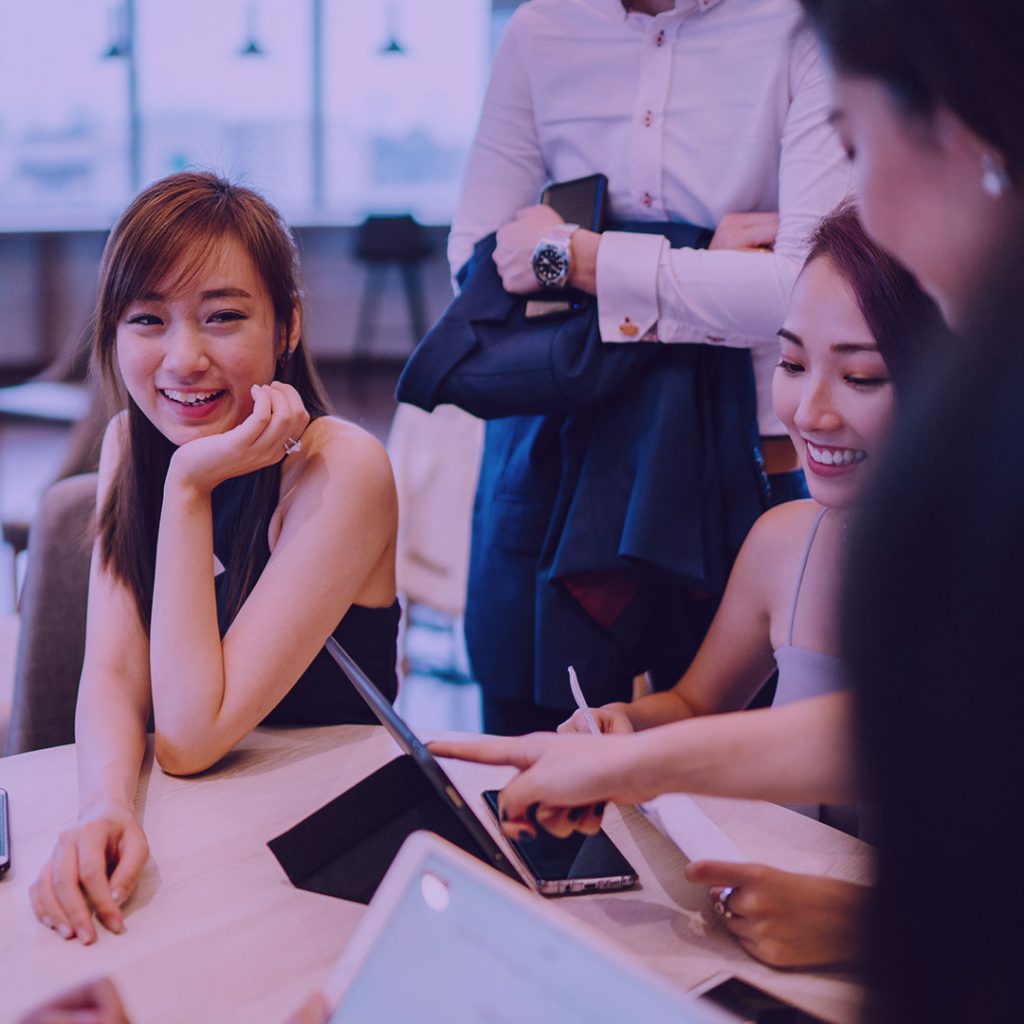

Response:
(168, 381), (310, 494)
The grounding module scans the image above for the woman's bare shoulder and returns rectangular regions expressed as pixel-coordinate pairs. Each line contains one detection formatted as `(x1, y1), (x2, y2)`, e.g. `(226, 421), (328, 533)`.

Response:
(283, 416), (396, 502)
(305, 416), (390, 468)
(743, 499), (824, 570)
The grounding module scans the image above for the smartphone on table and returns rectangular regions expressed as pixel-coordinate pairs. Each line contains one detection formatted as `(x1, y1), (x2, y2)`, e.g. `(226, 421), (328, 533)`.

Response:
(482, 789), (637, 896)
(699, 977), (830, 1023)
(1, 788), (10, 877)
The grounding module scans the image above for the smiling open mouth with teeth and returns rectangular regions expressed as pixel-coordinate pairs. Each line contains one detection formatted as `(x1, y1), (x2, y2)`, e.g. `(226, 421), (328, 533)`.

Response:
(806, 442), (867, 467)
(161, 388), (226, 406)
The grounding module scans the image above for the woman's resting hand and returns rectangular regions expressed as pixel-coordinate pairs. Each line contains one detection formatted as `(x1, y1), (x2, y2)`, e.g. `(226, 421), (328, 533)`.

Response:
(29, 801), (149, 945)
(687, 860), (868, 968)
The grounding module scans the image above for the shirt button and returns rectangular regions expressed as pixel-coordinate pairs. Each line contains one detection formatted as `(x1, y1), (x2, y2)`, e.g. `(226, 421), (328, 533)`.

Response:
(619, 318), (640, 338)
(654, 29), (665, 46)
(641, 192), (653, 208)
(642, 110), (653, 128)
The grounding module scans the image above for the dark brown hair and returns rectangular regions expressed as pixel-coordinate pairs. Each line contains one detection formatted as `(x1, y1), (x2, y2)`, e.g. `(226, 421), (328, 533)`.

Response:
(804, 200), (947, 392)
(799, 0), (1024, 175)
(95, 171), (330, 632)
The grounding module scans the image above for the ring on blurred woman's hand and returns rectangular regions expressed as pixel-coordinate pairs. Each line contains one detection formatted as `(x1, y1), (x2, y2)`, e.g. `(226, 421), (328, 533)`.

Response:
(283, 436), (303, 455)
(714, 886), (736, 919)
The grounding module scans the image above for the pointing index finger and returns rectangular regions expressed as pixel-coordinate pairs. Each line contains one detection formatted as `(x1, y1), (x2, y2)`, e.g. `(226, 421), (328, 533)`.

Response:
(428, 736), (536, 770)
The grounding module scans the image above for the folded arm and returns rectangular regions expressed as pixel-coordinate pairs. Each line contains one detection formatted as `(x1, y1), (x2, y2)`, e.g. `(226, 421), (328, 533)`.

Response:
(150, 403), (396, 775)
(594, 33), (850, 347)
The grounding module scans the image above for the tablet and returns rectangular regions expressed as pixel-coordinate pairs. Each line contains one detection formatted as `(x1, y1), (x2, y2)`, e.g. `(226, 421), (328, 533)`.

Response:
(270, 639), (638, 905)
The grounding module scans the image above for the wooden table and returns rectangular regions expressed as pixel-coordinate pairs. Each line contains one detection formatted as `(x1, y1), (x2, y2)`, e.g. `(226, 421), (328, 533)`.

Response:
(0, 726), (872, 1023)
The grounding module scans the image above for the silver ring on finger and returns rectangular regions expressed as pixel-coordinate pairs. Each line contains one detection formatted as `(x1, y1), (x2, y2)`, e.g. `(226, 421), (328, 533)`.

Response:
(714, 885), (736, 919)
(283, 436), (303, 455)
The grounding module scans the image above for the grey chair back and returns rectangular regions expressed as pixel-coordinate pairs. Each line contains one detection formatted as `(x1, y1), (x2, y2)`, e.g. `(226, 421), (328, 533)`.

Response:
(4, 473), (96, 754)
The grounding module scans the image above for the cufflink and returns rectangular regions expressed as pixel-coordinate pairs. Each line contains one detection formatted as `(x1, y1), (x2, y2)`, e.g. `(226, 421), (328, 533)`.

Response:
(619, 318), (639, 338)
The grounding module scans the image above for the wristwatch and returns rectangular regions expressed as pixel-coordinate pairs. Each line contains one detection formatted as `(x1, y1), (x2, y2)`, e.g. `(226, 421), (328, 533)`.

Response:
(531, 222), (580, 289)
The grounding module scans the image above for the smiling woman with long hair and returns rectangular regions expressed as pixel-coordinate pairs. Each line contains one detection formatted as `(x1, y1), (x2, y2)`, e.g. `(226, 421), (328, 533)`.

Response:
(28, 171), (399, 946)
(432, 202), (947, 970)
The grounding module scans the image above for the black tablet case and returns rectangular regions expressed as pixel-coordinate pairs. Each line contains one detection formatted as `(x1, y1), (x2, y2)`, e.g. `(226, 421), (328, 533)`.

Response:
(267, 753), (523, 905)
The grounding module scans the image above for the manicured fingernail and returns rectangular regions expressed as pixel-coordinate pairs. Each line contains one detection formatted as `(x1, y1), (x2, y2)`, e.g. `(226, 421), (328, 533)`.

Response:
(567, 806), (585, 822)
(110, 919), (125, 935)
(57, 924), (73, 939)
(80, 933), (94, 946)
(525, 802), (541, 827)
(250, 384), (260, 398)
(111, 888), (126, 906)
(593, 802), (606, 815)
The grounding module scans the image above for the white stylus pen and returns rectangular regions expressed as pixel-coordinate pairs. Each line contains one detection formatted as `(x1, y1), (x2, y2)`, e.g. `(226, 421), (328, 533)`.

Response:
(568, 666), (601, 735)
(567, 669), (748, 864)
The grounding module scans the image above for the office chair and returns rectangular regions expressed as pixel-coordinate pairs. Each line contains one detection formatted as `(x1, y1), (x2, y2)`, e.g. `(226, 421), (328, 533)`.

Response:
(4, 473), (96, 754)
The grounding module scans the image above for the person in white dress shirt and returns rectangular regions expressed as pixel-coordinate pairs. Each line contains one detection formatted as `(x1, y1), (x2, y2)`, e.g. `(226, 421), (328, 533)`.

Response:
(391, 0), (847, 737)
(408, 0), (851, 734)
(451, 0), (851, 442)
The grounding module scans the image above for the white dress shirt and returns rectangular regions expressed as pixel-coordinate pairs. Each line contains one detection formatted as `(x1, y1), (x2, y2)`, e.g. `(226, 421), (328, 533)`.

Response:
(449, 0), (851, 434)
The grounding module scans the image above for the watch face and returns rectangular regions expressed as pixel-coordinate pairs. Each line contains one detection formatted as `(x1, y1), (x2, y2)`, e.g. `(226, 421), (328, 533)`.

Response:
(533, 244), (567, 287)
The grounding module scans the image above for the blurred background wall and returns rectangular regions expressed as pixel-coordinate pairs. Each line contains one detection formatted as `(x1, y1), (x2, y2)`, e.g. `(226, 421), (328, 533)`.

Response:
(0, 0), (523, 373)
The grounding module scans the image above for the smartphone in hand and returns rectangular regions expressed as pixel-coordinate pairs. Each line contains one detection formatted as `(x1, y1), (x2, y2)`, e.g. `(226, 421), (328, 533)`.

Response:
(526, 172), (609, 319)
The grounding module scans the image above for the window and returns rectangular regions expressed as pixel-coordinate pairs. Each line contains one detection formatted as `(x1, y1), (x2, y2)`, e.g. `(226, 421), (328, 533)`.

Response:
(136, 0), (313, 212)
(0, 0), (506, 229)
(322, 0), (490, 223)
(0, 0), (131, 226)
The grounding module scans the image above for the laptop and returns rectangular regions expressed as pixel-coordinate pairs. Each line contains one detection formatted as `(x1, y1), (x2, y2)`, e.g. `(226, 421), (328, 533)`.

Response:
(323, 831), (728, 1023)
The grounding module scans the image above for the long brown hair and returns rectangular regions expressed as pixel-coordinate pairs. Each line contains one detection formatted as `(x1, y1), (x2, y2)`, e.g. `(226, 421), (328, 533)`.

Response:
(94, 171), (330, 632)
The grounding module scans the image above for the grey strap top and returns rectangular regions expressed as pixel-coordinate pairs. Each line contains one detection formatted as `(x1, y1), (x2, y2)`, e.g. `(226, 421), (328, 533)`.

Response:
(773, 507), (848, 705)
(773, 507), (859, 836)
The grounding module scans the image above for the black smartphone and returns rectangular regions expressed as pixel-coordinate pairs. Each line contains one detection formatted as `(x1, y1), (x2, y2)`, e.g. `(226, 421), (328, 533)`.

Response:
(542, 172), (608, 232)
(1, 788), (10, 878)
(700, 977), (830, 1023)
(525, 172), (609, 319)
(482, 789), (638, 896)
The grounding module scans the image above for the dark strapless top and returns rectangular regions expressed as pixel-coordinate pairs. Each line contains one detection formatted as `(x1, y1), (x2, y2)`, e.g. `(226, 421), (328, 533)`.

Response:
(210, 466), (399, 727)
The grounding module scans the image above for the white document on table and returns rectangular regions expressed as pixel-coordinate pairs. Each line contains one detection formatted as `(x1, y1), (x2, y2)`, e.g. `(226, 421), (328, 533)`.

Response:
(567, 666), (749, 865)
(638, 794), (748, 864)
